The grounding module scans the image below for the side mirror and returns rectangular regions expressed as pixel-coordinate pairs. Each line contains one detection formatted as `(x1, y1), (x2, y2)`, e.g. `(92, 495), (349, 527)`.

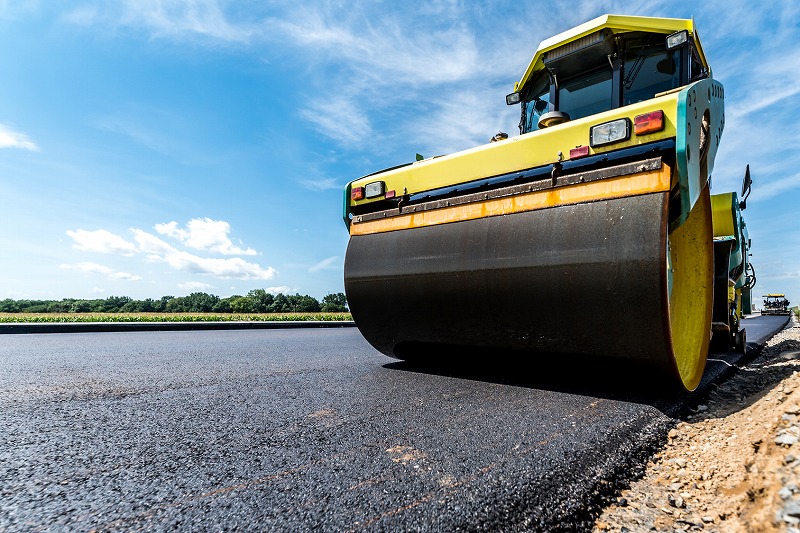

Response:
(506, 92), (521, 106)
(739, 164), (752, 210)
(656, 57), (676, 75)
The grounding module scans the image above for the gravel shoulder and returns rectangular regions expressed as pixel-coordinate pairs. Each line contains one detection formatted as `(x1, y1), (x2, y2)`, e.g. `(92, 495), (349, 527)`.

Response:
(594, 313), (800, 532)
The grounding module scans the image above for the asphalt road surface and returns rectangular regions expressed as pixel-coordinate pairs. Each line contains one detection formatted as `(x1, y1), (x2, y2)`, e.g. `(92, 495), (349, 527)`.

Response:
(1, 315), (788, 531)
(740, 314), (790, 345)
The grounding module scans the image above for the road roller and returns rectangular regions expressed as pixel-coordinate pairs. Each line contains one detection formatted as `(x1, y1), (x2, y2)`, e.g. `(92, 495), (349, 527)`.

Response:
(343, 15), (725, 391)
(710, 166), (754, 353)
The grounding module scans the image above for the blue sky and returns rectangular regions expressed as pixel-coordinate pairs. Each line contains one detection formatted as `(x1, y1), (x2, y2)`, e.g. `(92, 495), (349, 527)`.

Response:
(1, 1), (798, 307)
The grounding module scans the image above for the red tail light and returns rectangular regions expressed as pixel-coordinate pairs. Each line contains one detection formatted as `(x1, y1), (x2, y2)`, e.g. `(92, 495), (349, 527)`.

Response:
(351, 187), (365, 201)
(634, 110), (665, 135)
(569, 145), (589, 159)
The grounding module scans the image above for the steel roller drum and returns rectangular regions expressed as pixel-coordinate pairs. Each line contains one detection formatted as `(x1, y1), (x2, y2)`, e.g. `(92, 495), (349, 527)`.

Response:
(345, 180), (713, 391)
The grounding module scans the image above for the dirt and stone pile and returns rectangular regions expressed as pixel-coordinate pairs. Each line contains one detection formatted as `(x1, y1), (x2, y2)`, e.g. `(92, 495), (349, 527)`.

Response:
(594, 314), (800, 532)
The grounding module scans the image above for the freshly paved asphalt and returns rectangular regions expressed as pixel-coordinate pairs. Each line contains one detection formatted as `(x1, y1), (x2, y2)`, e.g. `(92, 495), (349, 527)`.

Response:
(739, 314), (791, 346)
(0, 315), (789, 531)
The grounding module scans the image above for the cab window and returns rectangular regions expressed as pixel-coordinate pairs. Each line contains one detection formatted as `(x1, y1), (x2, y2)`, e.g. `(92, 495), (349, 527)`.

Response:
(521, 73), (551, 133)
(623, 36), (681, 105)
(559, 67), (613, 121)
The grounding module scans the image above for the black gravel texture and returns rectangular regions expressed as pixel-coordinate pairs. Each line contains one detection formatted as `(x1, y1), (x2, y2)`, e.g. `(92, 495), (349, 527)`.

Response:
(0, 316), (787, 531)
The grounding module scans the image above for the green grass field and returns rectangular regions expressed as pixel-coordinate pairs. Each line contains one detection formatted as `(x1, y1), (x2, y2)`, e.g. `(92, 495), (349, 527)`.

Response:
(0, 312), (352, 323)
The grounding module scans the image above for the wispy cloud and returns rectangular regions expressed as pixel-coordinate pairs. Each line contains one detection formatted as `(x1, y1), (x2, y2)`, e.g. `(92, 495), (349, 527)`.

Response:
(127, 0), (253, 42)
(66, 229), (137, 255)
(308, 256), (339, 273)
(155, 218), (257, 256)
(299, 97), (371, 146)
(272, 5), (498, 150)
(755, 174), (800, 202)
(60, 262), (142, 281)
(760, 270), (800, 281)
(298, 176), (340, 192)
(94, 110), (170, 153)
(271, 6), (482, 86)
(66, 0), (254, 42)
(63, 2), (516, 152)
(0, 123), (38, 150)
(92, 104), (220, 165)
(694, 0), (800, 200)
(406, 88), (519, 155)
(724, 47), (800, 122)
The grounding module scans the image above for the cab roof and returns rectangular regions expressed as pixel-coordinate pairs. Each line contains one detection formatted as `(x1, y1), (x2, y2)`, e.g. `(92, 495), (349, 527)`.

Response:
(514, 14), (708, 92)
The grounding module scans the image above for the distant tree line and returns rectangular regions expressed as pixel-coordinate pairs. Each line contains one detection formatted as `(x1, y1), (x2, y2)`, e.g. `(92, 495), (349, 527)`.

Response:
(0, 290), (348, 314)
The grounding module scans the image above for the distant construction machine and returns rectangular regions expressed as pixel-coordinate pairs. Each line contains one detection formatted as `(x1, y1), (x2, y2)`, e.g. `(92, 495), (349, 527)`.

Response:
(762, 294), (791, 316)
(343, 15), (748, 391)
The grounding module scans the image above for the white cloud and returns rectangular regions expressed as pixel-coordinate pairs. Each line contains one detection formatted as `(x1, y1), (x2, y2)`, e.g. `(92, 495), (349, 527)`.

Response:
(131, 228), (276, 280)
(178, 281), (216, 291)
(265, 286), (293, 295)
(66, 229), (138, 255)
(154, 221), (188, 241)
(60, 262), (142, 281)
(0, 123), (38, 151)
(167, 254), (276, 280)
(155, 218), (257, 255)
(308, 256), (339, 273)
(131, 229), (176, 256)
(66, 218), (276, 282)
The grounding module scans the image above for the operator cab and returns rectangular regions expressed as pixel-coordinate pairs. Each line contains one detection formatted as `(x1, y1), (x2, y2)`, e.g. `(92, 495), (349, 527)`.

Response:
(509, 29), (709, 133)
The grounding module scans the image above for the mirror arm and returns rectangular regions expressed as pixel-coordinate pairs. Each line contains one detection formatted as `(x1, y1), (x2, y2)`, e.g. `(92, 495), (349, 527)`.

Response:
(739, 164), (752, 210)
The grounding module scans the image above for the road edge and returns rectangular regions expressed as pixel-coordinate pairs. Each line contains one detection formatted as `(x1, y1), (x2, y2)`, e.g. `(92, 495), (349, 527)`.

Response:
(693, 314), (792, 394)
(0, 321), (357, 334)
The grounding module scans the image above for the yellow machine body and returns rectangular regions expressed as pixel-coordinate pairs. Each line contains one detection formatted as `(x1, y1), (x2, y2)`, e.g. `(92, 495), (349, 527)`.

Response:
(710, 186), (753, 352)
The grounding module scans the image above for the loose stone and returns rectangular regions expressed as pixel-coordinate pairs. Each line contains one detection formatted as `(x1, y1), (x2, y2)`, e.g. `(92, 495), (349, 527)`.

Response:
(777, 434), (799, 446)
